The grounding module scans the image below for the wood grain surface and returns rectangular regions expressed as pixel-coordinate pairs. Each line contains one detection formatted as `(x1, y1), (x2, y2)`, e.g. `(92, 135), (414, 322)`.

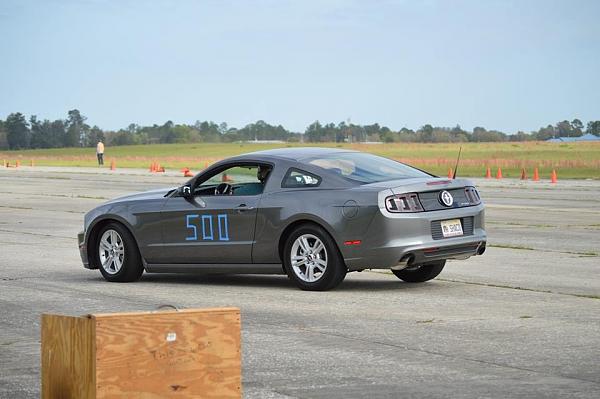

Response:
(41, 308), (241, 398)
(41, 314), (96, 399)
(94, 308), (241, 398)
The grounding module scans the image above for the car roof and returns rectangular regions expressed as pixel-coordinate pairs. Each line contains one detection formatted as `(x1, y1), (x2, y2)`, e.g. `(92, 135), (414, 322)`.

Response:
(191, 146), (360, 189)
(240, 147), (357, 160)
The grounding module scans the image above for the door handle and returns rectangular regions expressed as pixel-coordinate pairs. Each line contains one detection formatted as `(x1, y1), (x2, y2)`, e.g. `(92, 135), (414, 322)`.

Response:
(192, 198), (206, 208)
(235, 204), (255, 212)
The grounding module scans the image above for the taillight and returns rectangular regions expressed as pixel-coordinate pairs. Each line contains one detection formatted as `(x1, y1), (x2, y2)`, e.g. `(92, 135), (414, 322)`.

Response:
(464, 187), (481, 205)
(385, 193), (424, 213)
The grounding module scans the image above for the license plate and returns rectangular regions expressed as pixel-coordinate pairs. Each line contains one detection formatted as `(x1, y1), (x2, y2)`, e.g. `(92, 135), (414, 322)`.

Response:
(440, 219), (463, 238)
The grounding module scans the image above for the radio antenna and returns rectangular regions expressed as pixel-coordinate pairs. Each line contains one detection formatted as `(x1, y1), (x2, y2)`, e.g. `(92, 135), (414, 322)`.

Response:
(452, 146), (462, 179)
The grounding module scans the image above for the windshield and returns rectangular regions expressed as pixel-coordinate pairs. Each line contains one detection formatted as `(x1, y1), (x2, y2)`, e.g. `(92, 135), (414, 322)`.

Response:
(305, 152), (431, 183)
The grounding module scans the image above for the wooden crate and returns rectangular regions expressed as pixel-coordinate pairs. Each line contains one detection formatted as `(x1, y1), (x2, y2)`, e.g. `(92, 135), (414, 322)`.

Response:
(41, 307), (241, 398)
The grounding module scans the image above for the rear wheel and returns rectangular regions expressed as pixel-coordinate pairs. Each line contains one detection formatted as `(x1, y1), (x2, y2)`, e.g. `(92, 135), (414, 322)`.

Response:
(96, 222), (143, 282)
(283, 224), (346, 291)
(391, 260), (446, 283)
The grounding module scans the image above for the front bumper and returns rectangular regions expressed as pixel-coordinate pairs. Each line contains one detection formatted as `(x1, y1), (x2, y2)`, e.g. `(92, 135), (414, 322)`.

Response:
(343, 203), (487, 271)
(78, 231), (92, 269)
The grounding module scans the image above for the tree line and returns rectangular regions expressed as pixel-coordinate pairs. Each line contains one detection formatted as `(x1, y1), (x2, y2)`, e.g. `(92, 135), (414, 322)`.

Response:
(1, 110), (599, 150)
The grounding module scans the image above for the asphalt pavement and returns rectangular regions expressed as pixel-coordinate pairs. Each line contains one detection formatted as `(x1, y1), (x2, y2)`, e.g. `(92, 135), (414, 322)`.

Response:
(1, 166), (599, 398)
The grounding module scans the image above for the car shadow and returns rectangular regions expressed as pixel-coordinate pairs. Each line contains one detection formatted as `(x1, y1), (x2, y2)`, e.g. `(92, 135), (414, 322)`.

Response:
(130, 272), (446, 292)
(139, 273), (292, 289)
(337, 278), (444, 292)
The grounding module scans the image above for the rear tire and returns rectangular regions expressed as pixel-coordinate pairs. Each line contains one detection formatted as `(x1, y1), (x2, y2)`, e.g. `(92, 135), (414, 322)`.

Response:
(283, 224), (347, 291)
(96, 222), (143, 282)
(391, 260), (446, 283)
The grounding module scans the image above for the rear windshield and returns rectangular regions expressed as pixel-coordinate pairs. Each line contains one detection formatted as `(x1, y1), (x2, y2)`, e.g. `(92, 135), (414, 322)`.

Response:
(304, 152), (431, 183)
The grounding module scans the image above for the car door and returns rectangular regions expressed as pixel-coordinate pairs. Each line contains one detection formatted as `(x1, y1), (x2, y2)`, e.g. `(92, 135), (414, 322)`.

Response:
(156, 163), (268, 264)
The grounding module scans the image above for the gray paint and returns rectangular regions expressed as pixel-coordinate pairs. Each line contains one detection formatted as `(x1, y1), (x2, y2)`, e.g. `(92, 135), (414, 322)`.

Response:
(80, 148), (487, 273)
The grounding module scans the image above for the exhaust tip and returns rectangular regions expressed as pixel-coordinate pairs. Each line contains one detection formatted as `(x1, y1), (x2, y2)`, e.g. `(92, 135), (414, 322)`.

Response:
(477, 243), (487, 255)
(391, 254), (415, 270)
(400, 254), (414, 265)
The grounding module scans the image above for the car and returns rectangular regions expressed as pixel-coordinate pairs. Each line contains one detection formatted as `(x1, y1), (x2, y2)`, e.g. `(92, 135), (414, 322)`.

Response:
(78, 147), (486, 291)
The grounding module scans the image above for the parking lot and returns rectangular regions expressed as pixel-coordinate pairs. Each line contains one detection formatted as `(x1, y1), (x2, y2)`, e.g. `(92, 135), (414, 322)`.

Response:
(1, 167), (599, 398)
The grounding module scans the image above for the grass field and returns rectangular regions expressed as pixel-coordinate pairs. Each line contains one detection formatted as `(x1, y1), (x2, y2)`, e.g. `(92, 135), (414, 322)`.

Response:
(2, 141), (599, 179)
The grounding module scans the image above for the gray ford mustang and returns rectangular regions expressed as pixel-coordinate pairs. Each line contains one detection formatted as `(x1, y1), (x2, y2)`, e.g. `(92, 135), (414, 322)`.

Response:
(78, 147), (486, 290)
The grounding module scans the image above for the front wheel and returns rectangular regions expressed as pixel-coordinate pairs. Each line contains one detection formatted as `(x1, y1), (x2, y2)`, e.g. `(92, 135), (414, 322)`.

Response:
(391, 260), (446, 283)
(96, 222), (143, 282)
(283, 224), (347, 291)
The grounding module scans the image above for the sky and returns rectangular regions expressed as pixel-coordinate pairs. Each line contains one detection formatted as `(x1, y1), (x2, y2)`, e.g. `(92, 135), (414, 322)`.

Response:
(1, 0), (599, 133)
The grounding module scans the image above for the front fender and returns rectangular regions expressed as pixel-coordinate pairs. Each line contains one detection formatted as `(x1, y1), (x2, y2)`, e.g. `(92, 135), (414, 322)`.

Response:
(84, 206), (139, 268)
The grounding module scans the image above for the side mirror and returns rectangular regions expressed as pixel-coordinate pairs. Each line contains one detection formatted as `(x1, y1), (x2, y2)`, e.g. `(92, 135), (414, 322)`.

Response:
(181, 185), (192, 199)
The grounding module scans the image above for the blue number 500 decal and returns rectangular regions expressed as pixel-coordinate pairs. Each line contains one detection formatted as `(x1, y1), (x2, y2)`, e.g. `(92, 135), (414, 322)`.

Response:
(185, 215), (198, 241)
(186, 214), (229, 241)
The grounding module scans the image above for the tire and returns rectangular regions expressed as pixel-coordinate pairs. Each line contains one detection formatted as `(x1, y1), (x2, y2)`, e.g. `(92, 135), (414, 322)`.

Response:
(282, 224), (347, 291)
(391, 260), (446, 283)
(96, 222), (144, 282)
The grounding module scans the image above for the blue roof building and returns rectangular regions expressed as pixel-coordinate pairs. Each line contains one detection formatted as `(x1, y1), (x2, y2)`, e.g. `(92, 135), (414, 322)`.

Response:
(547, 133), (600, 142)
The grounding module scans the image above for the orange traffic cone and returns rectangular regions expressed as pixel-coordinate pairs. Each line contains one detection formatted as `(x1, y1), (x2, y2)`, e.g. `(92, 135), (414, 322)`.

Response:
(15, 160), (20, 168)
(485, 167), (491, 179)
(448, 168), (453, 178)
(533, 168), (539, 181)
(185, 168), (193, 177)
(551, 169), (557, 183)
(149, 163), (155, 172)
(496, 167), (503, 179)
(110, 159), (116, 171)
(520, 168), (527, 180)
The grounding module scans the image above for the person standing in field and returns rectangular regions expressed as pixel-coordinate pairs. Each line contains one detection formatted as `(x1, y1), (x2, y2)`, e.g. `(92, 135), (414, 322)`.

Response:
(96, 140), (104, 166)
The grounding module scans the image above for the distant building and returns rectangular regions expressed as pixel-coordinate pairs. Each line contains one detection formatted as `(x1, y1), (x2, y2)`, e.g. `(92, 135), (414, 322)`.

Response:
(546, 133), (600, 143)
(245, 140), (286, 144)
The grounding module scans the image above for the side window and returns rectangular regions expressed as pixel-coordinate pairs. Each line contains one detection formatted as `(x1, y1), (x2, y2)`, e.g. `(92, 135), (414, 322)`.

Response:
(194, 164), (272, 196)
(202, 166), (260, 186)
(282, 168), (322, 188)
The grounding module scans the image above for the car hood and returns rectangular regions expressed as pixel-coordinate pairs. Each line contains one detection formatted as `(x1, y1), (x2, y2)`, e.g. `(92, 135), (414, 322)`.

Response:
(105, 187), (176, 204)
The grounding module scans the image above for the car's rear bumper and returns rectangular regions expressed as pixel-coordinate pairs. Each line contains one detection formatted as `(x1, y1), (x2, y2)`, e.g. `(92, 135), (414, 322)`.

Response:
(344, 233), (486, 271)
(342, 203), (487, 271)
(78, 231), (92, 269)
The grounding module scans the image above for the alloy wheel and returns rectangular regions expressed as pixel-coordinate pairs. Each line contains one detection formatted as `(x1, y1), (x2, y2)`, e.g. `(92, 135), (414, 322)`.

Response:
(98, 229), (125, 275)
(290, 234), (328, 282)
